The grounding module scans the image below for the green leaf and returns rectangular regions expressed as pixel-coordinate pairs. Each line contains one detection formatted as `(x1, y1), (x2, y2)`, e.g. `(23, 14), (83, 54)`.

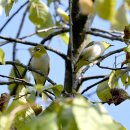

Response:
(125, 0), (130, 9)
(0, 114), (13, 130)
(21, 113), (58, 130)
(29, 0), (54, 37)
(0, 48), (5, 64)
(57, 8), (69, 22)
(95, 0), (116, 21)
(43, 84), (63, 97)
(47, 0), (52, 6)
(51, 85), (63, 97)
(36, 17), (54, 38)
(123, 45), (130, 53)
(26, 88), (36, 103)
(72, 97), (126, 130)
(4, 0), (15, 16)
(8, 60), (29, 95)
(121, 72), (130, 89)
(6, 100), (36, 129)
(59, 33), (69, 45)
(42, 97), (126, 130)
(111, 3), (128, 31)
(29, 0), (53, 27)
(96, 80), (112, 102)
(108, 70), (122, 88)
(59, 106), (78, 130)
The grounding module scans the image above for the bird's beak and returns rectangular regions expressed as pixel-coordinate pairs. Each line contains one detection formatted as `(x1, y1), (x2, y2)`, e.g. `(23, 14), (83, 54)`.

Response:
(110, 44), (114, 47)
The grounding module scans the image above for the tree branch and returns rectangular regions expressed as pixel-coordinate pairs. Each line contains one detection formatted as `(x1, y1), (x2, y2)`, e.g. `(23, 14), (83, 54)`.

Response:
(0, 35), (68, 60)
(80, 75), (106, 84)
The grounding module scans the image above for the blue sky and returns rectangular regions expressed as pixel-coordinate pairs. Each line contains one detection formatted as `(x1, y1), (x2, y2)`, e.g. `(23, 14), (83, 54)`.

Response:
(0, 0), (130, 129)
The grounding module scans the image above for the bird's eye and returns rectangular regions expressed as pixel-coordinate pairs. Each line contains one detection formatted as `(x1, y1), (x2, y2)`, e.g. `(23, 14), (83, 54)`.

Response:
(36, 48), (41, 51)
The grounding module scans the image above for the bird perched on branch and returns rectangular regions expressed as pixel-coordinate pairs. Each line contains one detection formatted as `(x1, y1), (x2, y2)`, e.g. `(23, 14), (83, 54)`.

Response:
(75, 41), (112, 71)
(30, 45), (50, 85)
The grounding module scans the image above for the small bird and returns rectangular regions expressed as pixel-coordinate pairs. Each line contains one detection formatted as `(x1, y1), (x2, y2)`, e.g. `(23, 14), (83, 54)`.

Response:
(75, 41), (112, 71)
(30, 45), (50, 85)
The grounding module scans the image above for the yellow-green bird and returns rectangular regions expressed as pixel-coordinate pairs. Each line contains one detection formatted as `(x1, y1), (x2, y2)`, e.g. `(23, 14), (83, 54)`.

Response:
(30, 45), (50, 85)
(76, 41), (112, 71)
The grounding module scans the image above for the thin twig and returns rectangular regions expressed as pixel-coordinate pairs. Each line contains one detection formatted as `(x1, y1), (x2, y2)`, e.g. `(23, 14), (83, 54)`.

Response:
(0, 1), (29, 33)
(0, 81), (32, 86)
(97, 64), (127, 70)
(13, 93), (30, 100)
(99, 48), (124, 62)
(43, 91), (54, 101)
(0, 74), (33, 86)
(13, 5), (28, 62)
(81, 76), (109, 94)
(91, 28), (123, 37)
(86, 30), (125, 42)
(40, 28), (68, 44)
(21, 26), (67, 39)
(81, 75), (106, 84)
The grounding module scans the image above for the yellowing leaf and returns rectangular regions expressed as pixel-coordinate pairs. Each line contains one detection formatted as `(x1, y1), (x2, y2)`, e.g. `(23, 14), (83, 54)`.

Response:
(111, 3), (128, 31)
(79, 0), (94, 15)
(59, 33), (69, 45)
(0, 115), (13, 130)
(125, 0), (130, 9)
(96, 80), (112, 102)
(0, 48), (5, 64)
(36, 16), (54, 38)
(108, 70), (122, 88)
(57, 8), (69, 23)
(4, 0), (14, 16)
(95, 0), (116, 21)
(121, 71), (130, 89)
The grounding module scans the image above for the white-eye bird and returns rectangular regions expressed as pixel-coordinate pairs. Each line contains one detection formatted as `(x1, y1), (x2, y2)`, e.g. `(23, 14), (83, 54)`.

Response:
(76, 41), (112, 71)
(30, 45), (50, 85)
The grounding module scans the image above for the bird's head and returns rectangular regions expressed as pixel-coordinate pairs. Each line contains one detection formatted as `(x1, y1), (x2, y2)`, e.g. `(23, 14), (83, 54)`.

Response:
(102, 42), (113, 49)
(33, 45), (47, 57)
